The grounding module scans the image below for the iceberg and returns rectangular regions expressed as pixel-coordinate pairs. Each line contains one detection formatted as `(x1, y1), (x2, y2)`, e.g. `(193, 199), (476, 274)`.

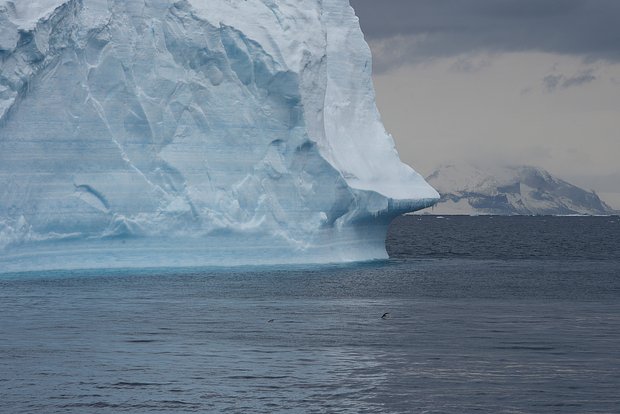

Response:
(0, 0), (438, 273)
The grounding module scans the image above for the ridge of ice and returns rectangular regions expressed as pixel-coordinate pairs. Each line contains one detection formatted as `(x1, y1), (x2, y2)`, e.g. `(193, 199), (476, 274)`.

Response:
(0, 0), (438, 272)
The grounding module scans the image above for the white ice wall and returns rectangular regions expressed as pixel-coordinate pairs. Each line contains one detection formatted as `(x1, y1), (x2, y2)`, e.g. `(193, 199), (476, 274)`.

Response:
(0, 0), (438, 272)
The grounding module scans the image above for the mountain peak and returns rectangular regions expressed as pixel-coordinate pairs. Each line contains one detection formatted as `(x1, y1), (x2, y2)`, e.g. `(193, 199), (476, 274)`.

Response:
(425, 163), (615, 216)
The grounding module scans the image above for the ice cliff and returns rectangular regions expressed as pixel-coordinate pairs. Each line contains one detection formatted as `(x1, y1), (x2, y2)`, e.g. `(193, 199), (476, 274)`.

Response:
(0, 0), (438, 272)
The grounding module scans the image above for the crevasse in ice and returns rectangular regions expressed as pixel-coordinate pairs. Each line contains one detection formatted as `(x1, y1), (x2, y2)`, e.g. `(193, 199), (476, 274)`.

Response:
(0, 0), (438, 272)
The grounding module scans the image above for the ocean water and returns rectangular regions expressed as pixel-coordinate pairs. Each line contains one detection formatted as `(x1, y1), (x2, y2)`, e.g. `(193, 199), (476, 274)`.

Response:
(1, 216), (619, 413)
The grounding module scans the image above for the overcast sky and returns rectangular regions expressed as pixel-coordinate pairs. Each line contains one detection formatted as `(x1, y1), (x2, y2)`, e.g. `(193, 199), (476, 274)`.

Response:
(350, 0), (620, 208)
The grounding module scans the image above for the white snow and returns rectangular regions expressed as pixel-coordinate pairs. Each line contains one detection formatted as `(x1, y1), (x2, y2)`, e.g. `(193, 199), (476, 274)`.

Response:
(0, 0), (67, 30)
(0, 0), (438, 273)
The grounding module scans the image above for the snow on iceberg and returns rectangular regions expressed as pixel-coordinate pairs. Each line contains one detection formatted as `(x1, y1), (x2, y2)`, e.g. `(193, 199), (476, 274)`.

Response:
(0, 0), (438, 272)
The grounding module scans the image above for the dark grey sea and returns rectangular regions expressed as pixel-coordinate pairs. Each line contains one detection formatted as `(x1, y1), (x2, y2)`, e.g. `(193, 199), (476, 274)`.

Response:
(1, 216), (619, 413)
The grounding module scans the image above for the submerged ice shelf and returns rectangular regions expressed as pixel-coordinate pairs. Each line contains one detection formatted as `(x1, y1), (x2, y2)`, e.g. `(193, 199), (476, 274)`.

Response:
(0, 0), (438, 273)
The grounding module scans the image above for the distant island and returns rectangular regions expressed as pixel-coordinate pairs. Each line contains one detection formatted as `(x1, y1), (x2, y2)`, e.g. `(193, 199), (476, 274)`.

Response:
(422, 164), (616, 216)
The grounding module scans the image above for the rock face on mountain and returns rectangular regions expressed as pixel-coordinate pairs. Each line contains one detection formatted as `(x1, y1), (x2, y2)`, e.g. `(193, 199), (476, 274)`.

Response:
(0, 0), (438, 272)
(426, 164), (614, 216)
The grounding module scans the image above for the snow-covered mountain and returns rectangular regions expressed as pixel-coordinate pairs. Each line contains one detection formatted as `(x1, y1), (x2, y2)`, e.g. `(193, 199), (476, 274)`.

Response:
(0, 0), (438, 272)
(425, 164), (615, 216)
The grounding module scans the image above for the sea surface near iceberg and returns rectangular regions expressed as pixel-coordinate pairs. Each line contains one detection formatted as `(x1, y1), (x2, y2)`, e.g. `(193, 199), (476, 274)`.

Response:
(1, 216), (619, 413)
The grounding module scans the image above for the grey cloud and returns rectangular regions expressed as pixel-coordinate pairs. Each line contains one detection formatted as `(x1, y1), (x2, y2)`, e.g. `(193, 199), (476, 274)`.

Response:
(543, 70), (597, 92)
(350, 0), (620, 70)
(543, 74), (563, 92)
(568, 172), (620, 192)
(449, 56), (492, 73)
(561, 71), (596, 88)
